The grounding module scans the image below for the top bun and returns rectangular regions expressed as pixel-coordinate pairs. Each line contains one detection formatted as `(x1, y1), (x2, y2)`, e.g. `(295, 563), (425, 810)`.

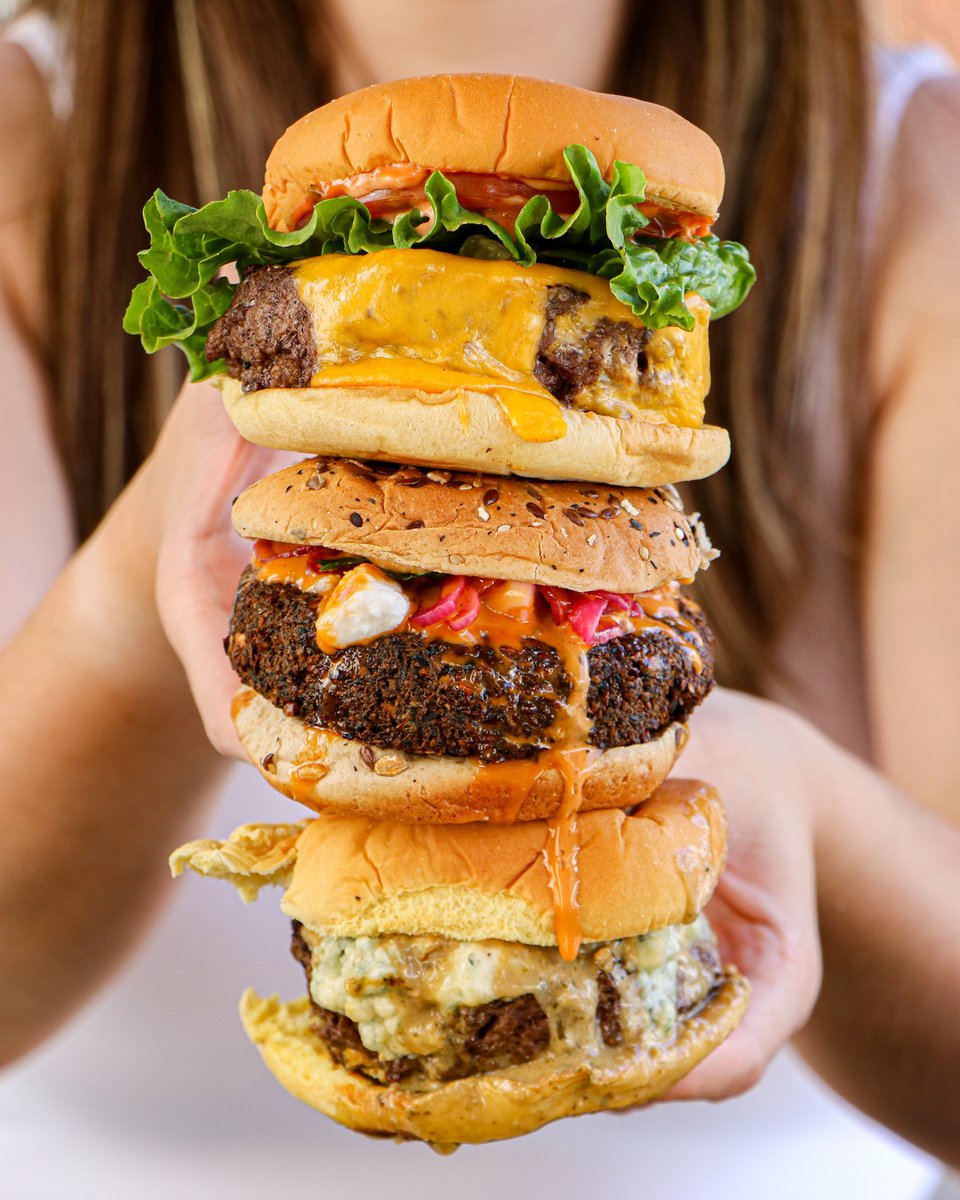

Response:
(231, 457), (717, 593)
(282, 778), (726, 945)
(170, 779), (727, 946)
(263, 74), (724, 232)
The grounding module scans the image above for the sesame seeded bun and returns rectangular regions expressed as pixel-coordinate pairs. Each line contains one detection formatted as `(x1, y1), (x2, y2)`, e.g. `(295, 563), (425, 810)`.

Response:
(231, 687), (685, 824)
(231, 457), (716, 594)
(237, 972), (750, 1147)
(171, 778), (727, 944)
(262, 74), (724, 232)
(220, 379), (730, 491)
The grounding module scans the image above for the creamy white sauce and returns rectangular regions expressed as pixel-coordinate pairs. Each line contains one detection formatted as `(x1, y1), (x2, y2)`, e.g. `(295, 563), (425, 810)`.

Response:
(301, 917), (714, 1062)
(314, 564), (411, 649)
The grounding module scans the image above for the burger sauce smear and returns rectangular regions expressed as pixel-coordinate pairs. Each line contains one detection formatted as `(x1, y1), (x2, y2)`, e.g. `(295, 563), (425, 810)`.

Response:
(539, 645), (597, 962)
(410, 580), (603, 961)
(288, 162), (715, 241)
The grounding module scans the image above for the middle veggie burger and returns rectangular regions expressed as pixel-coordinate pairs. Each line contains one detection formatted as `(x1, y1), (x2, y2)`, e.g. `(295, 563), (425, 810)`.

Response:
(227, 457), (717, 833)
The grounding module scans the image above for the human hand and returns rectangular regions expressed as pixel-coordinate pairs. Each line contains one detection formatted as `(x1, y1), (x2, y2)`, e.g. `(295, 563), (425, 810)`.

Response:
(111, 379), (293, 759)
(662, 687), (823, 1101)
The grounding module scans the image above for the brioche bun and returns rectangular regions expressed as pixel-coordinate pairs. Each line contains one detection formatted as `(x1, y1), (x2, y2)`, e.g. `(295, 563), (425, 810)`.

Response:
(231, 457), (714, 593)
(280, 778), (726, 944)
(239, 973), (748, 1147)
(233, 687), (686, 824)
(172, 780), (726, 943)
(263, 74), (724, 232)
(221, 379), (730, 490)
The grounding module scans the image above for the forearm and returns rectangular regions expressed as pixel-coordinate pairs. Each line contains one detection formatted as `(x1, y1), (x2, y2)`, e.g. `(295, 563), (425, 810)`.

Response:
(796, 736), (960, 1165)
(0, 477), (228, 1063)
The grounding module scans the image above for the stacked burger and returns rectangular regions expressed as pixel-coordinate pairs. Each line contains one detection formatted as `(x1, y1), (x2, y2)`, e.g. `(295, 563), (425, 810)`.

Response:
(127, 75), (755, 1147)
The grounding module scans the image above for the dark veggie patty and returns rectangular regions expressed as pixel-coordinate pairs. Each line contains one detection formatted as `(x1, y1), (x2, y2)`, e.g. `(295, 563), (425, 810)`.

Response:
(226, 569), (714, 762)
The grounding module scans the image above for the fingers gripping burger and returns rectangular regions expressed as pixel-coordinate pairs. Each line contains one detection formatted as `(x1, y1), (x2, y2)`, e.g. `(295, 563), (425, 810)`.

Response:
(124, 74), (754, 487)
(226, 457), (719, 830)
(171, 782), (750, 1147)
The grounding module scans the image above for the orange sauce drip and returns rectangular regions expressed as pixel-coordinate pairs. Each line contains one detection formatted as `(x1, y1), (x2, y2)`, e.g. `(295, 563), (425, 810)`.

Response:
(538, 642), (598, 962)
(254, 555), (325, 589)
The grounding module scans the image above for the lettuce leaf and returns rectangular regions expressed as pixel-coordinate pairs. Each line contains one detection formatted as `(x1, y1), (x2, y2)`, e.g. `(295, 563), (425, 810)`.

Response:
(123, 144), (754, 380)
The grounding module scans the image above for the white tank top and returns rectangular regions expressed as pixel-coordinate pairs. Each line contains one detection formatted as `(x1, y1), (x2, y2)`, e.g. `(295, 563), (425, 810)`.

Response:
(0, 25), (951, 1199)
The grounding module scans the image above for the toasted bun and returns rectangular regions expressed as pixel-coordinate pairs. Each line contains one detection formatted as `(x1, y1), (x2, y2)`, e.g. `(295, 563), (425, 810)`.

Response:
(233, 688), (686, 825)
(239, 972), (749, 1146)
(169, 822), (304, 903)
(221, 378), (730, 490)
(231, 456), (714, 593)
(263, 74), (724, 232)
(278, 778), (725, 945)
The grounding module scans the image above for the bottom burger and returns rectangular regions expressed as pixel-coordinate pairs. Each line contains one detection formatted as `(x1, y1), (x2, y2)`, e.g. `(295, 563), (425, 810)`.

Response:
(171, 779), (749, 1147)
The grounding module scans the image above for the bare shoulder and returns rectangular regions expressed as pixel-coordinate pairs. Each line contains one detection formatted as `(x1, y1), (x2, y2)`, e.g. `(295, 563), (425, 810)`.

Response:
(870, 72), (960, 409)
(862, 74), (960, 815)
(896, 73), (960, 209)
(0, 41), (73, 628)
(0, 41), (56, 340)
(0, 38), (56, 202)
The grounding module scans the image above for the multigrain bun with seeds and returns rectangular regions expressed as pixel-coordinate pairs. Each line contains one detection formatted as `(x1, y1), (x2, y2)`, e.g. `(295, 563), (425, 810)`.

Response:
(231, 688), (686, 823)
(230, 458), (716, 594)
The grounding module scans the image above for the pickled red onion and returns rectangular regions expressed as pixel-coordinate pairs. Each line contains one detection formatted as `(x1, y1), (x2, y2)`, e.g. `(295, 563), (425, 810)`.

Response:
(446, 585), (481, 631)
(410, 576), (466, 627)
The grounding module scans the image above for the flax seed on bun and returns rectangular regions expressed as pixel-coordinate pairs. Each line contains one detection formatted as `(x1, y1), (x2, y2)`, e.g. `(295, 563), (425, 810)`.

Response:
(230, 457), (716, 594)
(220, 378), (731, 491)
(262, 73), (725, 232)
(231, 687), (685, 823)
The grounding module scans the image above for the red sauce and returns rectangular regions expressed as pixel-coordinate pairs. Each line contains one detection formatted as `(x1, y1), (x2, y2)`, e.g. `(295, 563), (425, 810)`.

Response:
(293, 164), (714, 242)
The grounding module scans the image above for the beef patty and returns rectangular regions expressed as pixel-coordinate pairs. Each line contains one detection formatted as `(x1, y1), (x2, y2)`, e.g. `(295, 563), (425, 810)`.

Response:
(206, 268), (659, 406)
(291, 922), (722, 1086)
(206, 265), (315, 391)
(226, 568), (714, 762)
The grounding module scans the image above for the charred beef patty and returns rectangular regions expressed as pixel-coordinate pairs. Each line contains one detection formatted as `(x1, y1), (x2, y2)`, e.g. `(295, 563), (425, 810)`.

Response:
(226, 569), (714, 762)
(206, 266), (316, 391)
(206, 269), (659, 406)
(533, 284), (652, 405)
(291, 919), (722, 1086)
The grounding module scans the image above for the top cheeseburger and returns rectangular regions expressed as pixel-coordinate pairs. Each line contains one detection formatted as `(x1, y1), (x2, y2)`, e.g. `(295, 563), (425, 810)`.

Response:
(124, 74), (754, 487)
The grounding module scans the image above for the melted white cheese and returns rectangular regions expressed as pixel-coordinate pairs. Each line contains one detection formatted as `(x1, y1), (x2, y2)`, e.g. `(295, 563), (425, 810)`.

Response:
(314, 564), (411, 651)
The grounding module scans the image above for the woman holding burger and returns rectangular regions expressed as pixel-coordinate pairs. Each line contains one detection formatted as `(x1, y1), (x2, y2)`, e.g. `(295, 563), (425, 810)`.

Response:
(0, 0), (958, 1195)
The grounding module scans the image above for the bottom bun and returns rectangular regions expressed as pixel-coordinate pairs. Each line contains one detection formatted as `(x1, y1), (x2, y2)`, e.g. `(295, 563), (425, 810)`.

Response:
(234, 687), (684, 822)
(221, 378), (731, 488)
(239, 972), (750, 1147)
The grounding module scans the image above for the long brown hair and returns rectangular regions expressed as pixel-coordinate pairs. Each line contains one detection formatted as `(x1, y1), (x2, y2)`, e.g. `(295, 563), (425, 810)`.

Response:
(13, 0), (869, 691)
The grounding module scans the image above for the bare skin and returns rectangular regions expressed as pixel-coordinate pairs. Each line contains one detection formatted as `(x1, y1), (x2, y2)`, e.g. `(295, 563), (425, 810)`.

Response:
(1, 3), (959, 1162)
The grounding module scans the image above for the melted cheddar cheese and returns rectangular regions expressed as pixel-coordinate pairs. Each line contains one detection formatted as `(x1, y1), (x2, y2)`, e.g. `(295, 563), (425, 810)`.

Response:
(292, 250), (710, 437)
